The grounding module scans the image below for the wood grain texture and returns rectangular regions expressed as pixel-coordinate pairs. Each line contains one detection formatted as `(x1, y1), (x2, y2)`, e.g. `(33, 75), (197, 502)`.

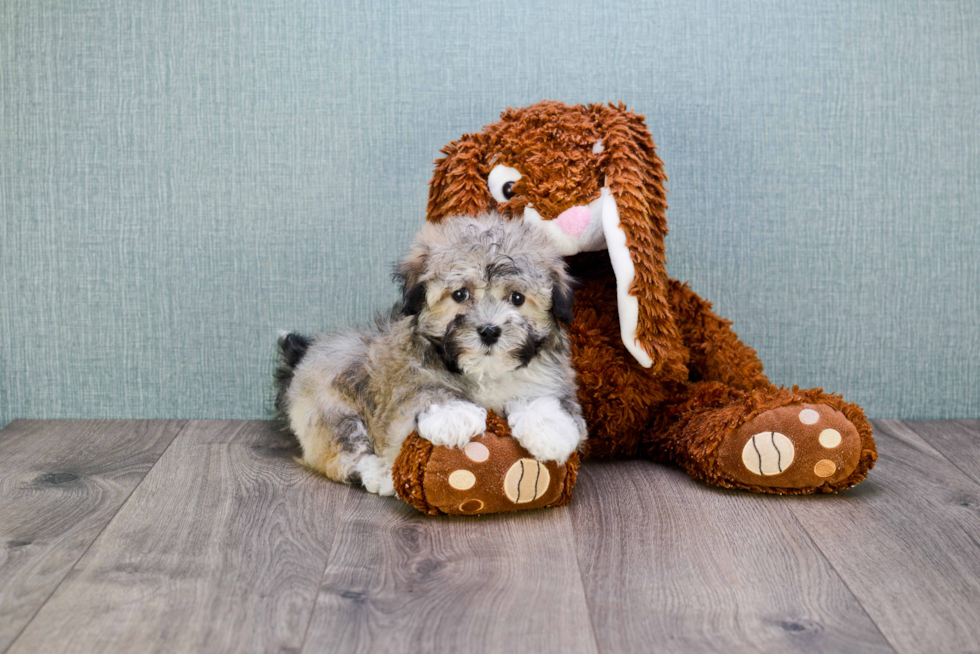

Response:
(788, 420), (980, 654)
(902, 420), (980, 486)
(570, 460), (894, 654)
(7, 421), (347, 654)
(0, 420), (183, 653)
(304, 489), (598, 654)
(5, 420), (980, 654)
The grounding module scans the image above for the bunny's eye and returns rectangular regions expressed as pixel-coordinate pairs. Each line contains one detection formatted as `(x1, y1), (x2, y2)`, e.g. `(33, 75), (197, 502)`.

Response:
(487, 164), (522, 203)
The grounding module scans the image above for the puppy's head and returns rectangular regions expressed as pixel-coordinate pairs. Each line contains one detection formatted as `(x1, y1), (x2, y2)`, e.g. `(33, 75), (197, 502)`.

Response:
(395, 213), (573, 378)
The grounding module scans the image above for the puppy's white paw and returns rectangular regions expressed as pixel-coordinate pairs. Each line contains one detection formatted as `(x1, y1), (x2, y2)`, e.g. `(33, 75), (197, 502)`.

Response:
(417, 400), (487, 449)
(355, 455), (395, 496)
(508, 397), (583, 464)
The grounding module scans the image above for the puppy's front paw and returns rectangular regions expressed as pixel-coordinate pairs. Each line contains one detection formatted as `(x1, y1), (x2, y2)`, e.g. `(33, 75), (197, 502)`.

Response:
(354, 454), (395, 497)
(508, 397), (583, 464)
(417, 400), (487, 449)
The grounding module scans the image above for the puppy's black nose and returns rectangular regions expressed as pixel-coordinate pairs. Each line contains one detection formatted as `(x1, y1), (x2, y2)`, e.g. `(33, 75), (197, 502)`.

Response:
(477, 324), (502, 345)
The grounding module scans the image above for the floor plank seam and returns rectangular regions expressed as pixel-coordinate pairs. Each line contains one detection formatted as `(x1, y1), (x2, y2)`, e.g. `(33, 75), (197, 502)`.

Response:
(902, 421), (980, 491)
(564, 505), (604, 654)
(785, 505), (899, 654)
(297, 483), (353, 654)
(0, 420), (189, 654)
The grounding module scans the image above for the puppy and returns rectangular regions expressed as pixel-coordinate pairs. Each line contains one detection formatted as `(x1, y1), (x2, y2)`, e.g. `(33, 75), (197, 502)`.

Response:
(275, 213), (587, 496)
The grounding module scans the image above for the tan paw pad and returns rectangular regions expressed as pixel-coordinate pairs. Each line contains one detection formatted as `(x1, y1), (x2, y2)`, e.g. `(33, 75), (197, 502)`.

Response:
(458, 499), (484, 513)
(814, 460), (837, 477)
(464, 441), (490, 462)
(741, 432), (795, 476)
(799, 408), (820, 424)
(819, 429), (842, 448)
(503, 459), (550, 504)
(448, 469), (476, 490)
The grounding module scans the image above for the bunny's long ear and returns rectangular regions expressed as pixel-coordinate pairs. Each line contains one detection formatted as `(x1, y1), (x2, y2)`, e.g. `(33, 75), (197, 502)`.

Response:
(426, 132), (494, 223)
(594, 103), (687, 379)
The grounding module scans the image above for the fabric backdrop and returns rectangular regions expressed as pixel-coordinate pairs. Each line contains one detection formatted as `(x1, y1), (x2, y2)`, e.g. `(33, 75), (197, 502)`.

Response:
(2, 0), (978, 426)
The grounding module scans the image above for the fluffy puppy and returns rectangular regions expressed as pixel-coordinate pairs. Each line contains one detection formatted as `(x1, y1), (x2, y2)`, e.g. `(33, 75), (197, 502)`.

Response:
(275, 213), (586, 495)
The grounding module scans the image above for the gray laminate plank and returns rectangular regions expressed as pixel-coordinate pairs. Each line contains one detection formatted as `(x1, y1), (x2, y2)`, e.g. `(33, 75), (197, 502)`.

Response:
(902, 420), (980, 487)
(787, 420), (980, 654)
(570, 460), (894, 654)
(0, 420), (183, 653)
(7, 420), (347, 654)
(304, 488), (599, 654)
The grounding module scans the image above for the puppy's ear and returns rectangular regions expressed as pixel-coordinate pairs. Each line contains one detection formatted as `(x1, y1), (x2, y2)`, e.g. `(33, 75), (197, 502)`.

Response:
(551, 272), (575, 326)
(393, 258), (427, 316)
(393, 239), (429, 316)
(400, 280), (426, 316)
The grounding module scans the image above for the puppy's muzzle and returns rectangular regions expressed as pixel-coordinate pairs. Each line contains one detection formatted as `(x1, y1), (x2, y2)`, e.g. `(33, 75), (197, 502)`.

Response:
(477, 324), (502, 345)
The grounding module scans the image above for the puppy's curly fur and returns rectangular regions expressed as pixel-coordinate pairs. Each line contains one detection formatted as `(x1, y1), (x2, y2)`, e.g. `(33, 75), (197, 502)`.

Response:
(275, 214), (586, 495)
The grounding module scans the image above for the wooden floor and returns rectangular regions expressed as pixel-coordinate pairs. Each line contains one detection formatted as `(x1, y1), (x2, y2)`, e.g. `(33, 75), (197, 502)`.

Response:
(1, 420), (979, 653)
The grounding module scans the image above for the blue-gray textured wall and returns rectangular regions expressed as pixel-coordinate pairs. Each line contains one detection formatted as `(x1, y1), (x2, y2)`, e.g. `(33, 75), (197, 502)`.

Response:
(1, 0), (978, 426)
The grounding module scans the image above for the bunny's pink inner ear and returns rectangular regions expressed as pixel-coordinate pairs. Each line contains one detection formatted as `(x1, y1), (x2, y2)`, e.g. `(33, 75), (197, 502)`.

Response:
(426, 132), (493, 223)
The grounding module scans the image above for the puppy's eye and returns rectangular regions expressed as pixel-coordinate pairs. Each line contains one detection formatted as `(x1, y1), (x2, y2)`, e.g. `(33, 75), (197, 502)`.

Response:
(452, 288), (470, 303)
(510, 291), (525, 307)
(487, 164), (522, 203)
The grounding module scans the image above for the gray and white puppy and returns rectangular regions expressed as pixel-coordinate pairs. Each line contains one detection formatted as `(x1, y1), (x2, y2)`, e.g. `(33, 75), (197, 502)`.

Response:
(275, 213), (587, 496)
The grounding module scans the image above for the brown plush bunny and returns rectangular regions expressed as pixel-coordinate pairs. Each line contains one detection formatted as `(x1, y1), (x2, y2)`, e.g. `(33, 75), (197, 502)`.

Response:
(392, 101), (877, 515)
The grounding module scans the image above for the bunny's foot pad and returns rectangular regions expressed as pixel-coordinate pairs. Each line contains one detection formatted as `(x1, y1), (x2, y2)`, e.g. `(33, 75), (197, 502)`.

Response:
(393, 417), (579, 516)
(716, 402), (870, 492)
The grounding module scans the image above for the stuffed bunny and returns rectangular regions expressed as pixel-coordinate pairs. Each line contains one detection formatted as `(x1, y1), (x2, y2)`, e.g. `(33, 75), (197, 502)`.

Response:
(392, 101), (877, 515)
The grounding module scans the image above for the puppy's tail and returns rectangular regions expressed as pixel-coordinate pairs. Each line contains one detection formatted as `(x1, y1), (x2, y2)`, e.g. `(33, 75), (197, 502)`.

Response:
(274, 332), (312, 420)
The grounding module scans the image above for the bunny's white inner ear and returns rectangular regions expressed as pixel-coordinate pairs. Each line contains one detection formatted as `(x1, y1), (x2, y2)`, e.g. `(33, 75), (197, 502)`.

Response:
(600, 187), (654, 368)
